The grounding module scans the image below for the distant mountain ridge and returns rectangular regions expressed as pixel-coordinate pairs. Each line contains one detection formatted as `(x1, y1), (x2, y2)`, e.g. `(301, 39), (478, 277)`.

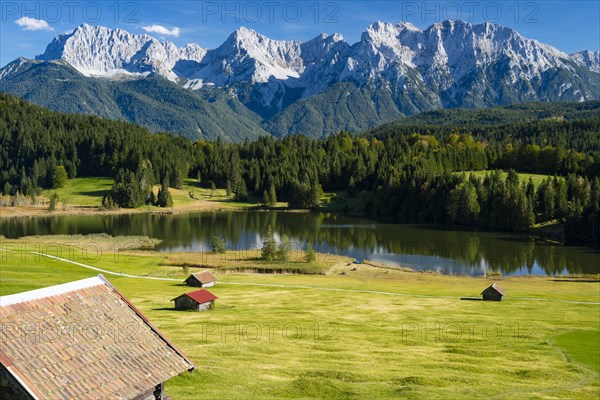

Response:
(36, 24), (207, 80)
(1, 20), (599, 140)
(570, 50), (600, 73)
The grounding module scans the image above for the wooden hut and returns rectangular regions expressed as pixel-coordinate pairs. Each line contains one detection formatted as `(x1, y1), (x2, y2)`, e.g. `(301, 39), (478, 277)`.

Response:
(173, 289), (218, 311)
(481, 283), (506, 301)
(0, 275), (195, 400)
(184, 271), (217, 288)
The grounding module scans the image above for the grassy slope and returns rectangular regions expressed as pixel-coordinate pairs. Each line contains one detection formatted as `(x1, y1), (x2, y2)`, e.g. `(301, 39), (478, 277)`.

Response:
(457, 171), (559, 187)
(42, 177), (114, 206)
(40, 177), (259, 210)
(1, 236), (598, 399)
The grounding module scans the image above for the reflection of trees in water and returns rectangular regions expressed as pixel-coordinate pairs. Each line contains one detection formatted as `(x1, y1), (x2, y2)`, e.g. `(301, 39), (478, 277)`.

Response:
(1, 212), (597, 275)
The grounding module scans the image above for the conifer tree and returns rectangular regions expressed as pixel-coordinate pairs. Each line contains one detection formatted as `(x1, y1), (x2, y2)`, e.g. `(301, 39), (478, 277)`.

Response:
(210, 235), (226, 254)
(305, 242), (316, 263)
(157, 178), (173, 207)
(51, 166), (68, 189)
(261, 226), (278, 262)
(234, 179), (248, 202)
(48, 193), (58, 211)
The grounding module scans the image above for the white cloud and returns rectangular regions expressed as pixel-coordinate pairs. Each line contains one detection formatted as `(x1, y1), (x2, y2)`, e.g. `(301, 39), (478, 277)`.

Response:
(142, 25), (180, 37)
(15, 17), (54, 31)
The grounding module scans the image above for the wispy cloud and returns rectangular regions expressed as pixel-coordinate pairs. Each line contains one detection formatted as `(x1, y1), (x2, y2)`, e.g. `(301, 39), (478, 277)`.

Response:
(15, 17), (54, 31)
(142, 25), (181, 37)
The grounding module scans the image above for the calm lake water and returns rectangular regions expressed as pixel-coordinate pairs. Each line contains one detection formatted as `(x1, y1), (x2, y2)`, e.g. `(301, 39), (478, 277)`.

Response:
(1, 211), (598, 276)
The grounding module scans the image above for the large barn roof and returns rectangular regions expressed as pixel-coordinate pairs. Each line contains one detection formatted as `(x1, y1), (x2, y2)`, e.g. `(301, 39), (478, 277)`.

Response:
(0, 275), (195, 400)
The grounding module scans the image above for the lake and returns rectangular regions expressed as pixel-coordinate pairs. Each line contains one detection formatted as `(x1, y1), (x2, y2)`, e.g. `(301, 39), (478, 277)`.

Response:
(1, 211), (598, 276)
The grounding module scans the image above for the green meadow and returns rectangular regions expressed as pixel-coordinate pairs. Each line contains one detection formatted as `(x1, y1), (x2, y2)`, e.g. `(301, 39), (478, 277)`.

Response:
(41, 177), (114, 206)
(458, 171), (560, 187)
(39, 177), (258, 210)
(0, 236), (598, 399)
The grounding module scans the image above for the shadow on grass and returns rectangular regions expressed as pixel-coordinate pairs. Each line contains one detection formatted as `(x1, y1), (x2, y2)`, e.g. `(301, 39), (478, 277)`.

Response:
(152, 307), (226, 312)
(77, 190), (110, 197)
(460, 297), (483, 301)
(550, 279), (600, 283)
(189, 181), (203, 189)
(152, 307), (206, 312)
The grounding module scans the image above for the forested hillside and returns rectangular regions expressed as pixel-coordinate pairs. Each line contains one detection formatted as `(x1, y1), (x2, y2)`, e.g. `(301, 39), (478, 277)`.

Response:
(0, 60), (267, 141)
(1, 94), (598, 245)
(376, 101), (600, 127)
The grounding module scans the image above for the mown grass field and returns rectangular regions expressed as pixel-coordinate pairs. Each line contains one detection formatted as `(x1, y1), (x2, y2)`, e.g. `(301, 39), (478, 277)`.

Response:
(1, 236), (599, 399)
(552, 331), (600, 373)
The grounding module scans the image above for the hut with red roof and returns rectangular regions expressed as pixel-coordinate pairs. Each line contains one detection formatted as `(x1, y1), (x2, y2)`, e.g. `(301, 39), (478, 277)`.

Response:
(173, 289), (218, 311)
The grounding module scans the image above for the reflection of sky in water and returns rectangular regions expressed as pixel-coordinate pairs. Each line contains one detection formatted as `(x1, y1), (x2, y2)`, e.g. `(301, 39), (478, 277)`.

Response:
(365, 254), (570, 276)
(159, 230), (263, 253)
(158, 232), (577, 277)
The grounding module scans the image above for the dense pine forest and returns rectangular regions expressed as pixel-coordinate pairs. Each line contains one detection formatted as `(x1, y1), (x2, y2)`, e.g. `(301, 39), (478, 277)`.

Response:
(1, 94), (599, 246)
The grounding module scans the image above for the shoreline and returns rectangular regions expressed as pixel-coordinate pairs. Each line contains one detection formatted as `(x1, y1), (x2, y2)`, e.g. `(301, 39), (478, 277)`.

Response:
(1, 235), (598, 280)
(0, 204), (578, 248)
(1, 234), (598, 279)
(0, 201), (318, 219)
(0, 201), (239, 219)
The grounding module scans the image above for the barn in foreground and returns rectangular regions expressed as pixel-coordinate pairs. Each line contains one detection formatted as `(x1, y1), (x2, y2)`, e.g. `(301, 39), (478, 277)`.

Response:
(0, 275), (195, 400)
(173, 289), (218, 311)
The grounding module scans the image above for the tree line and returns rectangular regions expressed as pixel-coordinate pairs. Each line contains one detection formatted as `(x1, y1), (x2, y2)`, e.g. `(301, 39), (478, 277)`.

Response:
(1, 94), (598, 245)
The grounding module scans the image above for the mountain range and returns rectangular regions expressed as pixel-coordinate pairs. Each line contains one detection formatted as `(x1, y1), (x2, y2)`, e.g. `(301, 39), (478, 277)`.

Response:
(1, 20), (599, 140)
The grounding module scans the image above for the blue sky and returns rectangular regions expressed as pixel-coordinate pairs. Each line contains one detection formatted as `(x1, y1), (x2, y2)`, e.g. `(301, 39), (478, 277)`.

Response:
(1, 1), (599, 67)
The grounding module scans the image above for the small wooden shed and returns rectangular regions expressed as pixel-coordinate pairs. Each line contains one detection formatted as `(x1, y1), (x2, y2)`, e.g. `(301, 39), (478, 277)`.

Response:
(173, 289), (218, 311)
(184, 271), (217, 288)
(481, 283), (506, 301)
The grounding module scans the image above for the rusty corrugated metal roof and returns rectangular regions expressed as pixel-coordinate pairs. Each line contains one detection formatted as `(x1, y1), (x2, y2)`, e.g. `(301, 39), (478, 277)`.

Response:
(0, 275), (195, 400)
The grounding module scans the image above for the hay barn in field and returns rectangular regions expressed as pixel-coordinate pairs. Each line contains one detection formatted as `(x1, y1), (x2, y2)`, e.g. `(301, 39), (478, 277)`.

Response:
(0, 275), (195, 400)
(481, 283), (506, 301)
(184, 271), (217, 288)
(173, 289), (218, 311)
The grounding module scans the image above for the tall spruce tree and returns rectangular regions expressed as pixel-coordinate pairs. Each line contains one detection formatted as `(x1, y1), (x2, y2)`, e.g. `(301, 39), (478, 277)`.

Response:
(234, 179), (248, 202)
(157, 178), (173, 207)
